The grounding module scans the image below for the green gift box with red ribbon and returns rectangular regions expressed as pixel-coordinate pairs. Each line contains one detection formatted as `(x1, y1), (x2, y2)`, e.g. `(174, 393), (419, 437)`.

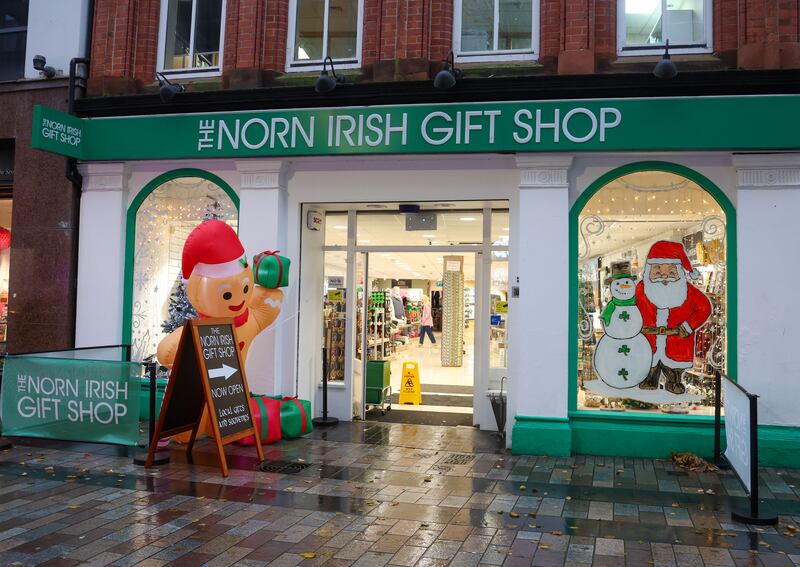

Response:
(253, 250), (290, 288)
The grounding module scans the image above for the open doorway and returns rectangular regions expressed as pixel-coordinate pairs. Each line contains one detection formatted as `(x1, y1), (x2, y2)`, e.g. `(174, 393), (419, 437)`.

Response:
(309, 202), (509, 429)
(357, 252), (476, 426)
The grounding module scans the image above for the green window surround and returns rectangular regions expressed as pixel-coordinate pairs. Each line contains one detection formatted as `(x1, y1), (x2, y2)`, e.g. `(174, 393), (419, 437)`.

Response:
(121, 168), (240, 350)
(569, 161), (737, 421)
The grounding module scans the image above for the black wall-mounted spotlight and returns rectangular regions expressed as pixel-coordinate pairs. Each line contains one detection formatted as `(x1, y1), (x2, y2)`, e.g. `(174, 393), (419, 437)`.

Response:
(433, 51), (462, 90)
(653, 40), (678, 79)
(156, 71), (185, 102)
(315, 56), (345, 94)
(32, 55), (56, 78)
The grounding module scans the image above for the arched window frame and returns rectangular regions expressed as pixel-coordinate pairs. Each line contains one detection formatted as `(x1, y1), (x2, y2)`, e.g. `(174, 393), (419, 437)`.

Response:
(568, 161), (737, 418)
(121, 168), (240, 347)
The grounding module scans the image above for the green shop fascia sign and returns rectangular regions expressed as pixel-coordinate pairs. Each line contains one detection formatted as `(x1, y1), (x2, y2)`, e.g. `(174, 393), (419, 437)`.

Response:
(31, 95), (800, 160)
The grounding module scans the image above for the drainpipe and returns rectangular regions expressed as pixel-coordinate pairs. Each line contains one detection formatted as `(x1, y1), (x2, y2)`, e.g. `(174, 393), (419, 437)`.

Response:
(65, 0), (94, 189)
(65, 57), (89, 188)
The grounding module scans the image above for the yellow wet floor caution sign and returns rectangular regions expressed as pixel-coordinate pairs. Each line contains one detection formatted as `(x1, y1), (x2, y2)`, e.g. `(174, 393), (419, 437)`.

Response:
(399, 362), (422, 405)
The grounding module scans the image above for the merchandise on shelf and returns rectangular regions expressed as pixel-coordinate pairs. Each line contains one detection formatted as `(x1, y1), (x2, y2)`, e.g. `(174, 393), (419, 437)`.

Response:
(323, 299), (346, 381)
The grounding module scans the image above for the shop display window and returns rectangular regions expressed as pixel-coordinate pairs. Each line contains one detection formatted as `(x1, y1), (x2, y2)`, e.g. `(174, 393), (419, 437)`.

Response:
(289, 0), (361, 68)
(455, 0), (536, 60)
(159, 0), (225, 75)
(576, 170), (727, 415)
(130, 177), (237, 362)
(619, 0), (709, 53)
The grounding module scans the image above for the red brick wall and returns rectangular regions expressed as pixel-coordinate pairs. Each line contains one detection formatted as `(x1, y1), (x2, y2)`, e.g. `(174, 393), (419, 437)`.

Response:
(224, 0), (281, 71)
(428, 0), (453, 64)
(88, 0), (800, 91)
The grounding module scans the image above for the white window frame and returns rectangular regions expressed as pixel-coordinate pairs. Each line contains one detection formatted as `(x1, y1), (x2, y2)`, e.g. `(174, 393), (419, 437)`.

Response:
(286, 0), (364, 72)
(617, 0), (712, 56)
(157, 0), (227, 79)
(453, 0), (539, 63)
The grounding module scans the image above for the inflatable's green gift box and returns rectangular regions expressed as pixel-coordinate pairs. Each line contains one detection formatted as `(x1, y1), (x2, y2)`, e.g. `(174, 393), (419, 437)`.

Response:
(253, 250), (290, 288)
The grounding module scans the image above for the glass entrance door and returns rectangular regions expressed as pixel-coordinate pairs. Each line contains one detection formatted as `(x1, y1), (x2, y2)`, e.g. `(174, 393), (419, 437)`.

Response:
(311, 203), (509, 426)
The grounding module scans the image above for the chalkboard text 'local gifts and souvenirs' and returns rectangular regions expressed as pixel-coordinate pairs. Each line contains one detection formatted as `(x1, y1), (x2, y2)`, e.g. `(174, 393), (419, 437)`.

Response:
(31, 96), (800, 161)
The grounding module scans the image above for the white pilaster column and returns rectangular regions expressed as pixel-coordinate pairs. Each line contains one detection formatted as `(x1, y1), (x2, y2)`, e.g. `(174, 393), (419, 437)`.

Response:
(75, 162), (130, 347)
(734, 154), (800, 428)
(508, 155), (573, 452)
(236, 160), (292, 395)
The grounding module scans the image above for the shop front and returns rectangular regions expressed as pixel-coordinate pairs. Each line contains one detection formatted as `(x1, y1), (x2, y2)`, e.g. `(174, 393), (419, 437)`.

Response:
(33, 94), (800, 465)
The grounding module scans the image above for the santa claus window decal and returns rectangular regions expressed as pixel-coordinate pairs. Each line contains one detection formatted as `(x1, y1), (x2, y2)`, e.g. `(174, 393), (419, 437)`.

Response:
(131, 176), (238, 363)
(577, 169), (727, 415)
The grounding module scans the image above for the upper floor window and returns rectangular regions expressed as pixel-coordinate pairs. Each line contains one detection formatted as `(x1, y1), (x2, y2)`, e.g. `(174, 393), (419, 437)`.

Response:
(619, 0), (711, 54)
(0, 0), (29, 81)
(159, 0), (226, 77)
(287, 0), (362, 71)
(454, 0), (537, 62)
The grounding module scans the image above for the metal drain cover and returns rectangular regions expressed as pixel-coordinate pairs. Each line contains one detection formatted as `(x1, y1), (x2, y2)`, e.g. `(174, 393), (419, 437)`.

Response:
(258, 460), (311, 474)
(442, 454), (475, 465)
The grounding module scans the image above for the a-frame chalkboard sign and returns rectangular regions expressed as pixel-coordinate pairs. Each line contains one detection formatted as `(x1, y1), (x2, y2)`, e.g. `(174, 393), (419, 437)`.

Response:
(145, 318), (264, 476)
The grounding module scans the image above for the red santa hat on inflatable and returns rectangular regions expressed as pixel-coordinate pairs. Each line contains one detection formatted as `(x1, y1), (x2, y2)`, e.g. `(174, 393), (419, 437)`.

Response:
(182, 220), (246, 282)
(646, 240), (700, 280)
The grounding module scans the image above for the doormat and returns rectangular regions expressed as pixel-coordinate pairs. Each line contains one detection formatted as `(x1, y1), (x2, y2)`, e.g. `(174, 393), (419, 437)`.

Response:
(366, 408), (473, 427)
(389, 393), (473, 407)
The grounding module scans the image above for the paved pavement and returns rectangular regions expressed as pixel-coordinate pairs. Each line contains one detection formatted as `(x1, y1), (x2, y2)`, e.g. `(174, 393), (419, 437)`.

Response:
(0, 421), (798, 566)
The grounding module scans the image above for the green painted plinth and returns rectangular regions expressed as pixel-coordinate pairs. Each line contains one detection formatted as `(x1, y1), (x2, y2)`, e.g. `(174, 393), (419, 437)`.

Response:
(570, 414), (716, 459)
(512, 417), (572, 456)
(758, 425), (800, 469)
(512, 413), (800, 468)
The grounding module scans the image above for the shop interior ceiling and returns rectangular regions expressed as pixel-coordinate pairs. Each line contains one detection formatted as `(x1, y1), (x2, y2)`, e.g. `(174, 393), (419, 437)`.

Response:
(320, 201), (509, 282)
(324, 250), (488, 282)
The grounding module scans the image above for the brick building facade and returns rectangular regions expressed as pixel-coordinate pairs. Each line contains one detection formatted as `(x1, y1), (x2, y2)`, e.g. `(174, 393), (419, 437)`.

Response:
(86, 0), (800, 96)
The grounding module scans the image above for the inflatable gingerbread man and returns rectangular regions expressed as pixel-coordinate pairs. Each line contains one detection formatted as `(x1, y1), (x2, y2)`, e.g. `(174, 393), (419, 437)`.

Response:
(157, 220), (283, 367)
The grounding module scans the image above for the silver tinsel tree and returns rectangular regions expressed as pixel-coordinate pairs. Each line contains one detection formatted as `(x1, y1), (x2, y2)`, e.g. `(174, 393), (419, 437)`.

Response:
(161, 198), (222, 334)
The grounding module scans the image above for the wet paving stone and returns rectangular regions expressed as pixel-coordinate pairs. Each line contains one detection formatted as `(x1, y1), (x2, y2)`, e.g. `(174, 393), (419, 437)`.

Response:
(0, 423), (798, 566)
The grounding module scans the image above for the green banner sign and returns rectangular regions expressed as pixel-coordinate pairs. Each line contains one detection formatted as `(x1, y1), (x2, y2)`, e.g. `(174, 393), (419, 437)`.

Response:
(31, 95), (800, 161)
(31, 106), (85, 159)
(1, 355), (141, 446)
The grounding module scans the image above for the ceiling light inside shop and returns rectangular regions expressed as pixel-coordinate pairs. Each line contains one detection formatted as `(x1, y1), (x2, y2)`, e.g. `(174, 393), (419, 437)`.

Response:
(460, 217), (477, 221)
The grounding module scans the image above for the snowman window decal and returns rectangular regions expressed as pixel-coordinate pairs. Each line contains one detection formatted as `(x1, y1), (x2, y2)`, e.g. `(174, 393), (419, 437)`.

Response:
(588, 241), (712, 403)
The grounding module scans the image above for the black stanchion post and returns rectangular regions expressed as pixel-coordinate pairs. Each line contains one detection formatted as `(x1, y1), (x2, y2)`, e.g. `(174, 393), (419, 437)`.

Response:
(148, 362), (157, 447)
(313, 346), (338, 427)
(749, 394), (759, 518)
(713, 372), (730, 470)
(133, 361), (170, 466)
(714, 371), (722, 464)
(0, 355), (12, 450)
(730, 389), (776, 525)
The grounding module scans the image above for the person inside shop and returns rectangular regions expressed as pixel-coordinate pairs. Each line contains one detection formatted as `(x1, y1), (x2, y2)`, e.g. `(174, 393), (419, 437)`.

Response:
(419, 295), (436, 346)
(389, 286), (406, 326)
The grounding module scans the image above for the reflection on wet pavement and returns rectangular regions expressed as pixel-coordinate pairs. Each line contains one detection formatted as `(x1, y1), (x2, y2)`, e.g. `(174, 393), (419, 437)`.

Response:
(0, 421), (798, 566)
